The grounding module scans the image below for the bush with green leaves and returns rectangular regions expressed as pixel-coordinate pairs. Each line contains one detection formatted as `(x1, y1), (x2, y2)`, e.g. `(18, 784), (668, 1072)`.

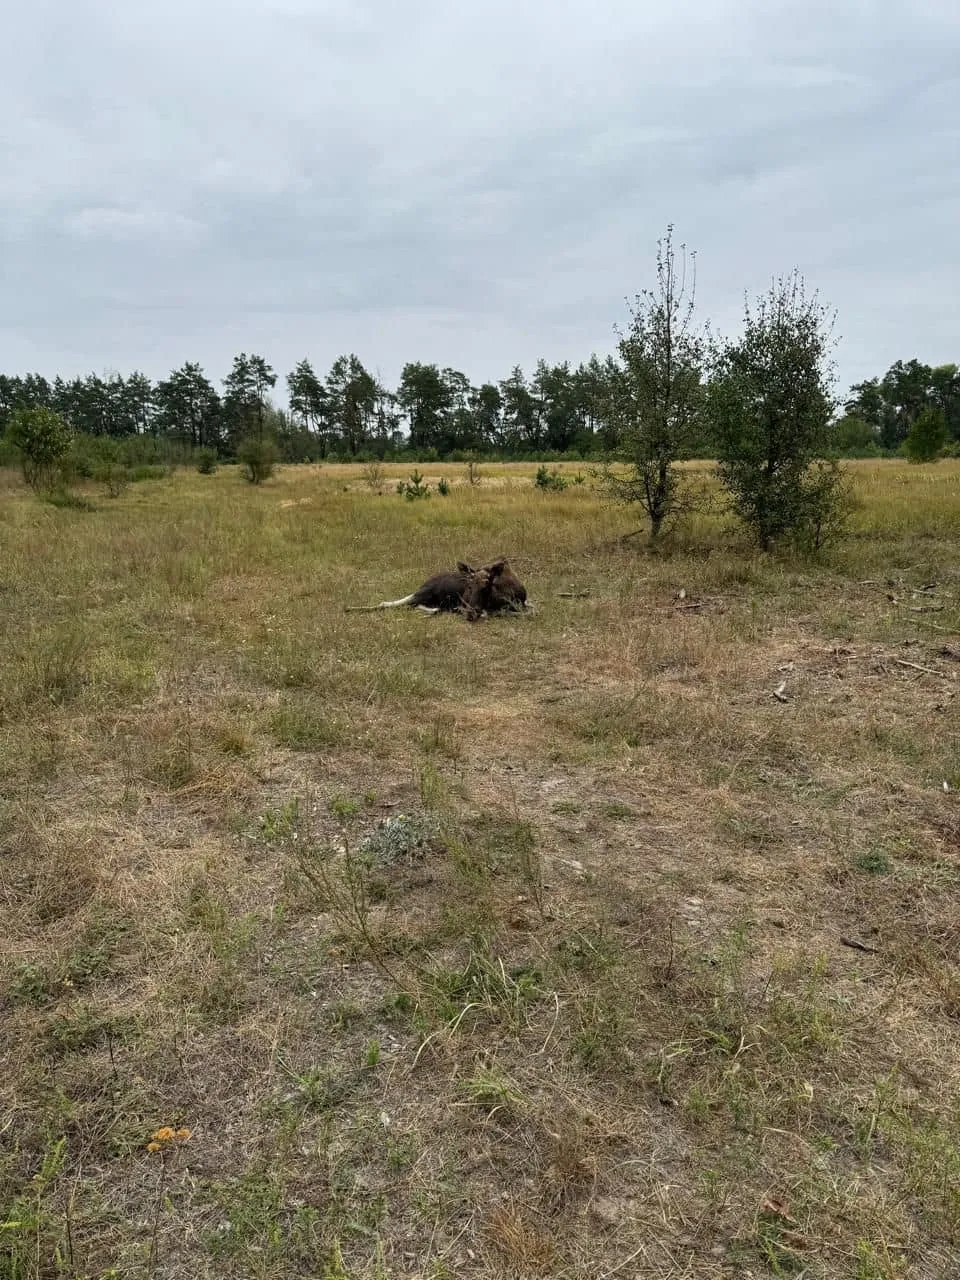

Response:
(708, 271), (853, 552)
(6, 407), (72, 490)
(196, 447), (218, 474)
(237, 434), (279, 485)
(903, 406), (947, 463)
(397, 469), (430, 500)
(534, 464), (567, 491)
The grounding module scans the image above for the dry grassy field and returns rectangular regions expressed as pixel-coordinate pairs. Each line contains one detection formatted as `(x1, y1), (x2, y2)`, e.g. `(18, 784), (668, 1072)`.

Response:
(1, 458), (959, 1279)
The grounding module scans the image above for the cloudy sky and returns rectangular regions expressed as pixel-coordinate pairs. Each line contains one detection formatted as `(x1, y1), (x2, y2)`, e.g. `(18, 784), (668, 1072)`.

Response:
(3, 0), (959, 400)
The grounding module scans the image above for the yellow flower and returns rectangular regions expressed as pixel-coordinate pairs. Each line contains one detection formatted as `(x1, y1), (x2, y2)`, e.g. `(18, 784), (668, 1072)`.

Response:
(147, 1142), (162, 1153)
(175, 1128), (192, 1141)
(151, 1127), (176, 1143)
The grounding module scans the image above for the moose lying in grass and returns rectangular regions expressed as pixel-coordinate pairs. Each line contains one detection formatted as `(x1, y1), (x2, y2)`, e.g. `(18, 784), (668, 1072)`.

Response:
(345, 558), (530, 621)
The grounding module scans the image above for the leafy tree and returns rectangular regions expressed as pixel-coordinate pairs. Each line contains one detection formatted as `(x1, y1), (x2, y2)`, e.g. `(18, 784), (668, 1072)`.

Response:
(881, 359), (933, 448)
(708, 270), (850, 551)
(370, 379), (400, 456)
(469, 383), (503, 452)
(532, 360), (582, 453)
(7, 406), (72, 490)
(930, 363), (960, 439)
(120, 372), (156, 436)
(832, 413), (880, 456)
(438, 368), (474, 454)
(605, 225), (706, 543)
(237, 434), (279, 484)
(844, 377), (896, 447)
(325, 355), (377, 456)
(287, 359), (332, 456)
(499, 368), (536, 454)
(574, 356), (618, 452)
(273, 407), (316, 462)
(223, 353), (277, 449)
(397, 362), (451, 452)
(154, 363), (222, 449)
(904, 405), (947, 462)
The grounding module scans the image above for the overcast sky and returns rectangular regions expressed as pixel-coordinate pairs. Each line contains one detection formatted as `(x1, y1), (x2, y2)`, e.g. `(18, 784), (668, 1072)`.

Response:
(3, 0), (959, 401)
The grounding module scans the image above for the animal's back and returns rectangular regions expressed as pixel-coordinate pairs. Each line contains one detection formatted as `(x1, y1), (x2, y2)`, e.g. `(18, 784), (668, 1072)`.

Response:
(409, 570), (471, 611)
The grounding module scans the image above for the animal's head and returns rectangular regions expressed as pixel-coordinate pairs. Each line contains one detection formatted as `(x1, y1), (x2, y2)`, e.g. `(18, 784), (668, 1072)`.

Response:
(482, 558), (528, 610)
(462, 558), (529, 619)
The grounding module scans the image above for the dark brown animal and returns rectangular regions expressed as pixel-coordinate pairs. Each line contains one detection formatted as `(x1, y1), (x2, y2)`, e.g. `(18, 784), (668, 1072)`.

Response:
(345, 559), (531, 616)
(460, 559), (528, 620)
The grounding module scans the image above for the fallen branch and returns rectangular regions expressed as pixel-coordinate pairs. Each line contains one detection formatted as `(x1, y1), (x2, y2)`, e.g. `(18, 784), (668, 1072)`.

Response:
(558, 591), (591, 598)
(895, 659), (946, 677)
(840, 936), (879, 955)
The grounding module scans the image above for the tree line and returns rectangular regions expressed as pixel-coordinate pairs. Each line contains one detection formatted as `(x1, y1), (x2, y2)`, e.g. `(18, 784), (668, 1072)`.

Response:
(0, 354), (624, 462)
(2, 349), (957, 465)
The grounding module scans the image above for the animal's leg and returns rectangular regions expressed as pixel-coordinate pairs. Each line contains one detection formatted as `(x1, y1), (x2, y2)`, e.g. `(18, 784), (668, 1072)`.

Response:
(377, 594), (416, 609)
(416, 605), (440, 614)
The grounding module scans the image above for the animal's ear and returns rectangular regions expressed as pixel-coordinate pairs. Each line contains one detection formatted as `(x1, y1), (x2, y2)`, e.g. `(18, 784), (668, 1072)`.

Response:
(486, 558), (507, 580)
(457, 561), (473, 574)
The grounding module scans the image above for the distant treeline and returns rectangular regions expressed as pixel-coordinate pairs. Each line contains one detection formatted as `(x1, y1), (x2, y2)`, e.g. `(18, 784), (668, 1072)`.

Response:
(1, 352), (958, 463)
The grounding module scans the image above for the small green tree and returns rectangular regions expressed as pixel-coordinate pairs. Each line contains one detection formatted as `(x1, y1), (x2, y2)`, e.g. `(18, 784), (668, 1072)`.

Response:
(237, 434), (278, 484)
(604, 225), (705, 543)
(397, 469), (430, 500)
(534, 464), (567, 491)
(708, 271), (851, 551)
(903, 406), (947, 463)
(831, 413), (880, 456)
(6, 407), (72, 490)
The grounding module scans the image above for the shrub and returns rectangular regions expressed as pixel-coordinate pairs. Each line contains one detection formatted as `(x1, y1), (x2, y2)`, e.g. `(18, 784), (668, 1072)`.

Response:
(534, 464), (567, 492)
(130, 464), (168, 482)
(196, 448), (218, 474)
(437, 477), (450, 496)
(43, 488), (96, 511)
(708, 271), (853, 551)
(362, 459), (385, 493)
(237, 435), (279, 485)
(903, 406), (948, 463)
(6, 407), (72, 491)
(397, 469), (430, 500)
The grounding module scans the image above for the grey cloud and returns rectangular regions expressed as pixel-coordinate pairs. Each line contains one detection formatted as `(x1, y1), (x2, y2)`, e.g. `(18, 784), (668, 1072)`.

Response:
(2, 0), (959, 392)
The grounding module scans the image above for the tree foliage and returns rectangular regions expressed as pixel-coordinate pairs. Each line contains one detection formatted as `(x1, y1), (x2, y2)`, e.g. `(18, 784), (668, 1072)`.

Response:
(904, 405), (948, 463)
(605, 226), (706, 542)
(846, 360), (960, 450)
(6, 407), (73, 490)
(0, 278), (956, 466)
(709, 272), (851, 551)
